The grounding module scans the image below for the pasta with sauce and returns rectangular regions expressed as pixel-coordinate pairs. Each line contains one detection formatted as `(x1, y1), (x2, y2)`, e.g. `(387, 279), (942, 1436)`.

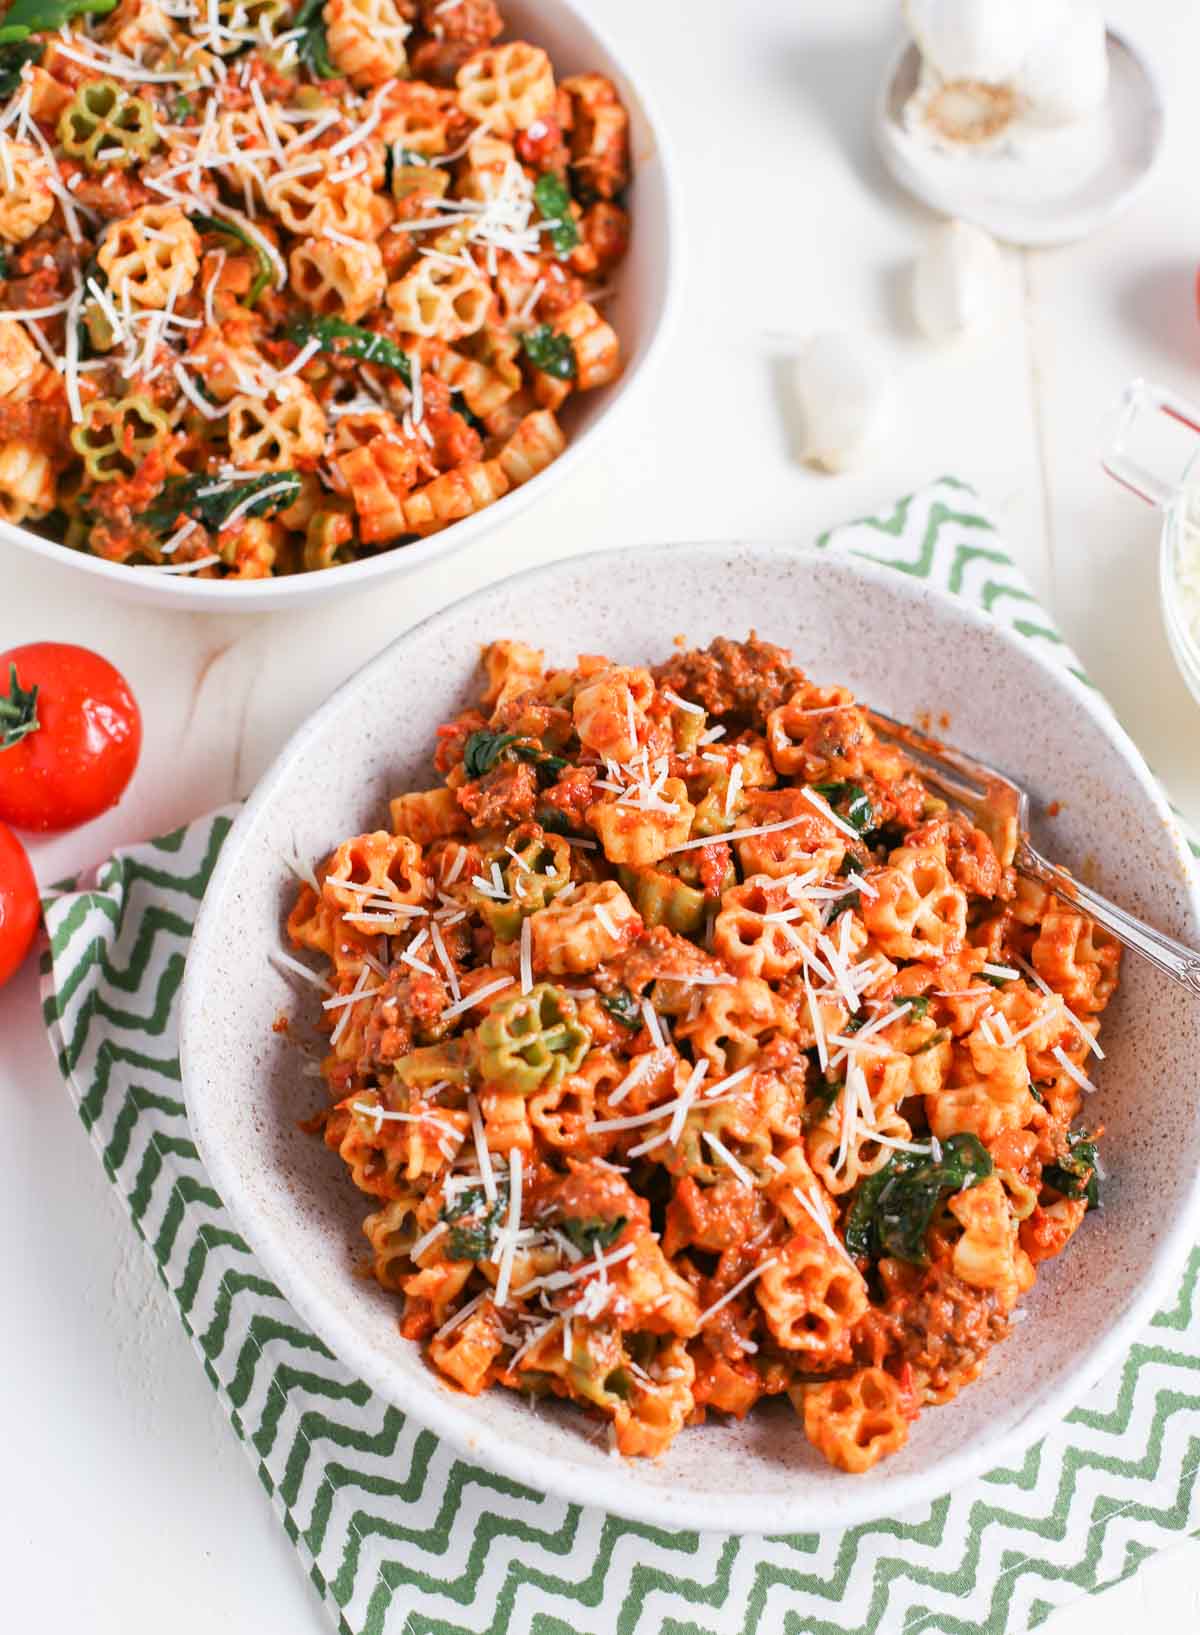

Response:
(0, 0), (629, 576)
(285, 635), (1118, 1471)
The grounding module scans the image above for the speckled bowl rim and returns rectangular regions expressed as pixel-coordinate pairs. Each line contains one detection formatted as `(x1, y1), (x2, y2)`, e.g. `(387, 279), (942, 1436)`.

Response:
(181, 539), (1200, 1534)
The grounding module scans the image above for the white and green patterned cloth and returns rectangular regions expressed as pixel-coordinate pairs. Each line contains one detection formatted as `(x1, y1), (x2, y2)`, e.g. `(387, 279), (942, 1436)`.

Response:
(40, 479), (1200, 1635)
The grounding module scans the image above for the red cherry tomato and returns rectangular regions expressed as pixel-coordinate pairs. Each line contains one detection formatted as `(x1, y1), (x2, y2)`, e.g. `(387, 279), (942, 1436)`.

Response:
(0, 821), (38, 986)
(0, 643), (141, 832)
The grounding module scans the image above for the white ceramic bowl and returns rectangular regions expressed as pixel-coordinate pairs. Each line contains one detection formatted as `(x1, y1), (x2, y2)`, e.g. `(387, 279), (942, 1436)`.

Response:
(874, 30), (1164, 248)
(1, 0), (680, 614)
(180, 543), (1200, 1534)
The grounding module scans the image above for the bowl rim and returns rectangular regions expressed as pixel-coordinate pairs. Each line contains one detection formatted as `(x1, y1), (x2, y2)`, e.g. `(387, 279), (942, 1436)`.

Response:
(2, 0), (683, 610)
(181, 538), (1200, 1534)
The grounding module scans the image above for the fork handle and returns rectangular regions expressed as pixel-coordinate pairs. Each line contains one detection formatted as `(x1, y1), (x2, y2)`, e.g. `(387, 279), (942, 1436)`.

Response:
(1019, 842), (1200, 998)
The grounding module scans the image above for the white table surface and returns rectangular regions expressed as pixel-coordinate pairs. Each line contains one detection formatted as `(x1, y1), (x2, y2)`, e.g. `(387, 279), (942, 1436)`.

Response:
(3, 1), (1199, 1629)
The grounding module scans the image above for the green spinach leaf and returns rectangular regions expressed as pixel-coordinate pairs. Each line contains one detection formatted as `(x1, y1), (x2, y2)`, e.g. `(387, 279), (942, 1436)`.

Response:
(190, 212), (274, 305)
(812, 780), (875, 836)
(844, 1132), (993, 1264)
(532, 171), (579, 257)
(463, 729), (520, 779)
(141, 471), (301, 535)
(521, 323), (576, 381)
(0, 0), (114, 42)
(599, 989), (641, 1030)
(284, 314), (413, 384)
(440, 1183), (509, 1261)
(293, 0), (337, 78)
(0, 35), (39, 92)
(462, 728), (565, 784)
(559, 1215), (626, 1254)
(1044, 1130), (1101, 1211)
(897, 995), (930, 1019)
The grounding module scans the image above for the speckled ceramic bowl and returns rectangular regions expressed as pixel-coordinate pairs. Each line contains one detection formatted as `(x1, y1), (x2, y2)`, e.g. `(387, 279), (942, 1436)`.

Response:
(180, 543), (1200, 1534)
(2, 0), (680, 613)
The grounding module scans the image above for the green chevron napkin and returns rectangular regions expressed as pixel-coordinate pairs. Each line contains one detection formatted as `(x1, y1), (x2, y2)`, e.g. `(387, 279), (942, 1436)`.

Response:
(40, 478), (1200, 1635)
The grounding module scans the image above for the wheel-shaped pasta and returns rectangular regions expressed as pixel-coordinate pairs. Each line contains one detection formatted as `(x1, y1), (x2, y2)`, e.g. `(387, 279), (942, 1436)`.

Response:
(427, 1298), (506, 1393)
(362, 1193), (425, 1288)
(733, 791), (846, 880)
(477, 983), (591, 1094)
(386, 257), (493, 341)
(323, 830), (427, 931)
(455, 41), (555, 137)
(325, 0), (410, 87)
(527, 880), (642, 975)
(572, 664), (654, 762)
(70, 395), (170, 482)
(756, 1232), (868, 1365)
(0, 142), (55, 244)
(860, 845), (967, 961)
(290, 236), (386, 324)
(587, 777), (694, 868)
(378, 81), (460, 153)
(227, 386), (326, 470)
(675, 976), (779, 1073)
(97, 205), (201, 310)
(766, 687), (869, 780)
(215, 107), (289, 206)
(800, 1367), (912, 1473)
(264, 152), (386, 240)
(1031, 906), (1119, 1014)
(57, 79), (158, 172)
(713, 875), (817, 981)
(948, 1173), (1028, 1310)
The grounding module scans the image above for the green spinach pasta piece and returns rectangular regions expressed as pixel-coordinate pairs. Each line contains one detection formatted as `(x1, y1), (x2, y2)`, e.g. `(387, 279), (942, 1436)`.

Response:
(617, 862), (708, 936)
(393, 1036), (476, 1095)
(58, 79), (157, 171)
(471, 828), (571, 942)
(477, 984), (590, 1095)
(71, 395), (168, 481)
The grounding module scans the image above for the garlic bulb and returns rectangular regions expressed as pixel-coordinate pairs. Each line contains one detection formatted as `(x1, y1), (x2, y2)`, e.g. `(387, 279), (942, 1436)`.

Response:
(1018, 3), (1109, 126)
(912, 220), (1003, 341)
(789, 332), (894, 474)
(902, 0), (1038, 86)
(901, 0), (1110, 147)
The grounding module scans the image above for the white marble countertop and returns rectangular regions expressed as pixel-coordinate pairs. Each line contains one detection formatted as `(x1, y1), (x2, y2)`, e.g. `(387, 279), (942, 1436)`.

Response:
(2, 0), (1198, 1629)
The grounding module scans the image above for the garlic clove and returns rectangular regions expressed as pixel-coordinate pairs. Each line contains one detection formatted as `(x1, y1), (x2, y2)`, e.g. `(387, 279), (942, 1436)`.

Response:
(789, 331), (894, 474)
(1018, 1), (1109, 126)
(902, 0), (1039, 86)
(912, 219), (1003, 342)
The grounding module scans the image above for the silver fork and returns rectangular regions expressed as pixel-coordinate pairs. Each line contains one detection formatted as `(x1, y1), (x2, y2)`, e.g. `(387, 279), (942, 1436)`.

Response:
(865, 707), (1200, 998)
